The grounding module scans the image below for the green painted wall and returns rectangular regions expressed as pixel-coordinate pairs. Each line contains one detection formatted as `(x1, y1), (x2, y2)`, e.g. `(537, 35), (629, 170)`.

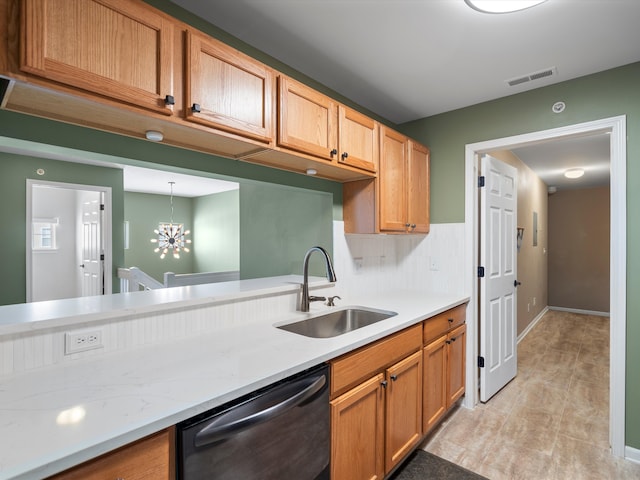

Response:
(193, 190), (240, 273)
(240, 182), (333, 279)
(399, 62), (640, 449)
(0, 154), (124, 306)
(124, 192), (195, 282)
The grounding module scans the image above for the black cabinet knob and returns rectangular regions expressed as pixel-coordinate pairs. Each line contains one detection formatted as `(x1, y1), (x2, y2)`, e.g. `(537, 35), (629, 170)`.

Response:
(330, 149), (338, 157)
(164, 95), (175, 105)
(448, 318), (454, 323)
(341, 152), (348, 160)
(191, 103), (201, 113)
(390, 374), (398, 381)
(381, 380), (388, 388)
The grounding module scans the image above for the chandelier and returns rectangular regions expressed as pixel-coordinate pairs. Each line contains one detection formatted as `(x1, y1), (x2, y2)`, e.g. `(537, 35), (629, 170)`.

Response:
(150, 181), (191, 259)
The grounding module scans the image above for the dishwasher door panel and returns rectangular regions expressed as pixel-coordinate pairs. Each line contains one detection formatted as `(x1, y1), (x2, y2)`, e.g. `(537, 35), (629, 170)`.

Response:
(178, 365), (330, 480)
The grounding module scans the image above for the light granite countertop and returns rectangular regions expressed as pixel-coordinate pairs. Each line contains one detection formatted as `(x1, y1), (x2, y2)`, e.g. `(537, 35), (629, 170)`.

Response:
(0, 280), (468, 480)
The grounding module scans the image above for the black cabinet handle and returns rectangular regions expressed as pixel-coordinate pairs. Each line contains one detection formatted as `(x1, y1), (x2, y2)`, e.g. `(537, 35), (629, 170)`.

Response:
(381, 380), (388, 388)
(446, 340), (451, 344)
(390, 374), (398, 381)
(164, 95), (175, 105)
(341, 152), (348, 160)
(191, 103), (201, 113)
(411, 224), (416, 229)
(330, 149), (338, 157)
(451, 337), (456, 342)
(448, 318), (454, 323)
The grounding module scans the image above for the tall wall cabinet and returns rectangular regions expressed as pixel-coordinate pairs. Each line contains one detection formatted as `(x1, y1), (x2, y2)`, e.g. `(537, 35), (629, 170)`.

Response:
(343, 127), (430, 235)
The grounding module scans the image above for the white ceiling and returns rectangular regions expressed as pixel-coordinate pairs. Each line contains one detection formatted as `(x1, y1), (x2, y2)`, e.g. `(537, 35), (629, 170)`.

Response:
(171, 0), (634, 190)
(122, 165), (238, 197)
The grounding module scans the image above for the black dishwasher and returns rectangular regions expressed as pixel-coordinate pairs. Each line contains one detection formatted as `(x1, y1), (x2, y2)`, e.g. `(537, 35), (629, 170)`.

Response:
(178, 364), (330, 480)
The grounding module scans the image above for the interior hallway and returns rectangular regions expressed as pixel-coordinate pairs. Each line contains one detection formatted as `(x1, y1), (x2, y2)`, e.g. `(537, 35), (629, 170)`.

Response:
(421, 310), (640, 479)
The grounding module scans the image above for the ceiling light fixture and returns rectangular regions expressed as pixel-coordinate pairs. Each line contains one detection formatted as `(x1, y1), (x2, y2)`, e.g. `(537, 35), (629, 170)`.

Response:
(150, 181), (191, 259)
(564, 168), (585, 179)
(464, 0), (548, 14)
(145, 130), (164, 142)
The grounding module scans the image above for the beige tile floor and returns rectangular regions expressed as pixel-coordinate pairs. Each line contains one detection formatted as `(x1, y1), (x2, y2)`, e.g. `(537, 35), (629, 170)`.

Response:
(421, 310), (640, 479)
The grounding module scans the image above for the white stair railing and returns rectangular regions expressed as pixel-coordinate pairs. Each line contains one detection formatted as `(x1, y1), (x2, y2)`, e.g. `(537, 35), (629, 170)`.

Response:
(117, 267), (164, 292)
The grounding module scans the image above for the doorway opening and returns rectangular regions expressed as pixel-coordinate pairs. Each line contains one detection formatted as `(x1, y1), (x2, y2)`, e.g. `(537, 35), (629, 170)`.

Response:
(26, 180), (112, 302)
(462, 116), (626, 457)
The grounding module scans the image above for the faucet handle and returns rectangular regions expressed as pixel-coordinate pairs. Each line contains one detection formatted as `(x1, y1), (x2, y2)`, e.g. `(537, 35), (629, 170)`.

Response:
(326, 295), (341, 307)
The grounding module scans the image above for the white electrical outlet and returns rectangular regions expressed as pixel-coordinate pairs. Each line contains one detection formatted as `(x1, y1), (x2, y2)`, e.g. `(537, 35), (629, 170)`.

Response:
(429, 256), (439, 271)
(353, 257), (363, 273)
(65, 329), (104, 355)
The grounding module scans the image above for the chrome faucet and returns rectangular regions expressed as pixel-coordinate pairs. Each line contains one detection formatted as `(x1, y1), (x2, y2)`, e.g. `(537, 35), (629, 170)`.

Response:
(300, 246), (337, 312)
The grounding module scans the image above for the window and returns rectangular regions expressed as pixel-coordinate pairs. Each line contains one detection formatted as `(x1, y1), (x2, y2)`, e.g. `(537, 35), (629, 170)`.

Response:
(32, 218), (58, 250)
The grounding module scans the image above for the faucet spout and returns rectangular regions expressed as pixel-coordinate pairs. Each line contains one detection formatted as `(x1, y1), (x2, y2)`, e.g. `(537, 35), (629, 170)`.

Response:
(301, 246), (336, 312)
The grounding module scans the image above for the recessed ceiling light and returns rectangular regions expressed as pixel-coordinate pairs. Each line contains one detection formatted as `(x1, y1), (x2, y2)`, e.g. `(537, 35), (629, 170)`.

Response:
(464, 0), (548, 14)
(564, 168), (585, 179)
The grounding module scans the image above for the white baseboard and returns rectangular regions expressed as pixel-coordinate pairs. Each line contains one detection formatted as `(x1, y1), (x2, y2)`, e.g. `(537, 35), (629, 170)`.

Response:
(625, 446), (640, 464)
(548, 306), (610, 317)
(517, 306), (549, 343)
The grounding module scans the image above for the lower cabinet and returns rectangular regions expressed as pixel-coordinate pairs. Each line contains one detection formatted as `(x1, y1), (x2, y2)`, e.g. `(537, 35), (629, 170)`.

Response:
(46, 428), (174, 480)
(330, 326), (423, 480)
(423, 305), (467, 434)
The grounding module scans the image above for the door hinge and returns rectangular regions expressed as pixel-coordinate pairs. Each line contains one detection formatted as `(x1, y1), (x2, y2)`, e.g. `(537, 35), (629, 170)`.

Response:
(478, 176), (485, 187)
(100, 254), (105, 261)
(477, 266), (485, 278)
(100, 204), (105, 211)
(478, 356), (485, 368)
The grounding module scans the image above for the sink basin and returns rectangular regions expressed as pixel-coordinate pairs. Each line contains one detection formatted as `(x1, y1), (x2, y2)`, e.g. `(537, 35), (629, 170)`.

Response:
(277, 307), (398, 338)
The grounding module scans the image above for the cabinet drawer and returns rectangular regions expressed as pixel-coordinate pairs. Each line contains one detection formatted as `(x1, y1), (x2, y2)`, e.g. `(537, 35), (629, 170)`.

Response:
(330, 324), (421, 397)
(47, 428), (173, 480)
(423, 304), (466, 344)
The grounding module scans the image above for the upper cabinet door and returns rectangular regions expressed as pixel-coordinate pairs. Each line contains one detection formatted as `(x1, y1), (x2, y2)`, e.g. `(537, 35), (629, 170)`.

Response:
(186, 30), (274, 143)
(338, 105), (378, 173)
(20, 0), (174, 115)
(278, 76), (337, 161)
(407, 141), (430, 233)
(378, 126), (408, 232)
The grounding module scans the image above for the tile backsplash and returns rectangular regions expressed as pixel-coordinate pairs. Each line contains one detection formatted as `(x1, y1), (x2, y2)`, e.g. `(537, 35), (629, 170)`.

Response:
(332, 221), (466, 298)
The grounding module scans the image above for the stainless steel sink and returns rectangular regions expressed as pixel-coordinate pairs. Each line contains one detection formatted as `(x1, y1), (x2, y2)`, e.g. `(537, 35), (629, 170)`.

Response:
(277, 307), (398, 338)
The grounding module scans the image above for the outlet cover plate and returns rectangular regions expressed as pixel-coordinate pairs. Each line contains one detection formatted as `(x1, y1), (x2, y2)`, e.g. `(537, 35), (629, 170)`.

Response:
(64, 329), (104, 355)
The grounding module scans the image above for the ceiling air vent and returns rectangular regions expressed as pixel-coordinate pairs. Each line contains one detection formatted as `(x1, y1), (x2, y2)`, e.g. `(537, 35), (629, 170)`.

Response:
(506, 67), (557, 87)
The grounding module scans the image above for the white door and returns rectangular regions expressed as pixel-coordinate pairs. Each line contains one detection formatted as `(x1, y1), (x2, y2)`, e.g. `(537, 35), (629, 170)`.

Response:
(79, 190), (103, 297)
(480, 154), (518, 402)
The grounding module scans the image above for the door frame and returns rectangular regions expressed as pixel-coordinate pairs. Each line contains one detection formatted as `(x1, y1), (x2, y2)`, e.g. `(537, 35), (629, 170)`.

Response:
(462, 115), (626, 457)
(26, 179), (113, 302)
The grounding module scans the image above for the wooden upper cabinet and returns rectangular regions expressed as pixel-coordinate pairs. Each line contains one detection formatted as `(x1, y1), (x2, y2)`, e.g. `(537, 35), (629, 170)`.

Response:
(20, 0), (175, 115)
(338, 105), (378, 173)
(278, 75), (337, 160)
(378, 126), (409, 232)
(343, 126), (429, 234)
(185, 30), (274, 143)
(407, 140), (430, 233)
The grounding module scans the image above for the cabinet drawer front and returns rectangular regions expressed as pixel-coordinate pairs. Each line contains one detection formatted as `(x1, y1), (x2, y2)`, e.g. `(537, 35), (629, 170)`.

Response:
(48, 429), (173, 479)
(423, 304), (466, 344)
(330, 324), (421, 397)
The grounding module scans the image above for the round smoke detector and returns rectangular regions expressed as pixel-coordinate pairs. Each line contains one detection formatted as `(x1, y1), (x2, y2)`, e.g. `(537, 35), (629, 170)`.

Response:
(552, 101), (566, 113)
